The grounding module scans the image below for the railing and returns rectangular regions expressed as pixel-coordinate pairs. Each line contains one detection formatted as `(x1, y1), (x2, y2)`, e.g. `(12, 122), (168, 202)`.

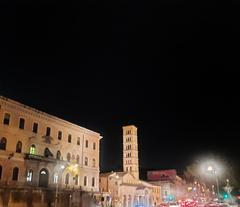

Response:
(25, 153), (59, 163)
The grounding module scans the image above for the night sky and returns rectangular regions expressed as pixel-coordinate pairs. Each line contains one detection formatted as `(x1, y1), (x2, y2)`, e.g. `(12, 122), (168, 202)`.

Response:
(1, 0), (240, 177)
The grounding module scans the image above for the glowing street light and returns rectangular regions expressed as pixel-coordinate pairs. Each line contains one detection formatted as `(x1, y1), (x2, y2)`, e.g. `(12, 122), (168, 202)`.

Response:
(207, 165), (220, 201)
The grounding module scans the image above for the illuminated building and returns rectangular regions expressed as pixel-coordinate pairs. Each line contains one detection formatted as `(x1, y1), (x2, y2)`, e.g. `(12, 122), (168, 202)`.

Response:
(0, 96), (101, 192)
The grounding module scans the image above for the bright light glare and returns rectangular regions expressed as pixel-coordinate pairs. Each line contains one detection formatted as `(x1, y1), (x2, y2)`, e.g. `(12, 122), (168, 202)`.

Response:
(61, 165), (65, 169)
(207, 166), (213, 171)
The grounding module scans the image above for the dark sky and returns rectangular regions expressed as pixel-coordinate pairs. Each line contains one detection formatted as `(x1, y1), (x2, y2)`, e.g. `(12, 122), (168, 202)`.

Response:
(1, 0), (240, 177)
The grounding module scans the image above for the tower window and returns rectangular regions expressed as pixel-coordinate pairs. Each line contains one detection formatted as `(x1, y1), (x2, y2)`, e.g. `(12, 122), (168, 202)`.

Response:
(19, 118), (25, 129)
(3, 113), (10, 125)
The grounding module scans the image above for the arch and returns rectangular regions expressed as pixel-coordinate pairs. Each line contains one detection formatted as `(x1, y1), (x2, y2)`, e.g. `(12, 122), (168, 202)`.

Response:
(44, 148), (52, 157)
(76, 155), (80, 164)
(30, 145), (36, 155)
(16, 141), (22, 153)
(56, 150), (61, 160)
(67, 153), (71, 162)
(12, 167), (19, 181)
(65, 173), (70, 185)
(39, 168), (49, 187)
(0, 137), (7, 150)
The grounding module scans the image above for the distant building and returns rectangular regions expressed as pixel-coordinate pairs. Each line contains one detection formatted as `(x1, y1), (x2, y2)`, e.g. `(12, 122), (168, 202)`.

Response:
(0, 96), (101, 192)
(147, 169), (186, 202)
(100, 125), (161, 207)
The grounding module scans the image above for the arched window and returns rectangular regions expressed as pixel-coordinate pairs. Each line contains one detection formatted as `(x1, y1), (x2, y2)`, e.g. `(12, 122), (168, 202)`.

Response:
(84, 157), (88, 166)
(16, 141), (22, 153)
(26, 169), (33, 182)
(67, 153), (71, 162)
(84, 176), (87, 186)
(56, 151), (61, 160)
(30, 145), (36, 155)
(92, 158), (96, 167)
(0, 165), (2, 180)
(76, 155), (80, 164)
(65, 173), (70, 185)
(12, 167), (19, 181)
(92, 177), (95, 187)
(75, 174), (78, 185)
(0, 137), (7, 150)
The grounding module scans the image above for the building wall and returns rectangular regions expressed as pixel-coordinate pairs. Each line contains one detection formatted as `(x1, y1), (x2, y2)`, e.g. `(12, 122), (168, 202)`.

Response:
(0, 96), (101, 192)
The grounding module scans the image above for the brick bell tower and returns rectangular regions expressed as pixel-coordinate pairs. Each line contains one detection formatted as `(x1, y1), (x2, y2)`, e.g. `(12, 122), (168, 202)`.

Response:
(122, 125), (139, 180)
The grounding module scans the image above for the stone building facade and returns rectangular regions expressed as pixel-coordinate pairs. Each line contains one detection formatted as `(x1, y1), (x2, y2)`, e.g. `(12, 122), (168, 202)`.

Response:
(0, 96), (101, 192)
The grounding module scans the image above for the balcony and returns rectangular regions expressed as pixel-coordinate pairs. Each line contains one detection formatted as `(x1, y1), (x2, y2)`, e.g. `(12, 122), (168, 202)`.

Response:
(25, 153), (63, 163)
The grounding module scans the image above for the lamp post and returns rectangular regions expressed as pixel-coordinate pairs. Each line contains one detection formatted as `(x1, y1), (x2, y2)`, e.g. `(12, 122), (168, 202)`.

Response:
(207, 166), (220, 201)
(55, 164), (65, 207)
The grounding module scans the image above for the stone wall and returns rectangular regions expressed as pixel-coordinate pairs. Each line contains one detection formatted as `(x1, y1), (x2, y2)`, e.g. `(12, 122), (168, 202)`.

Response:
(0, 187), (93, 207)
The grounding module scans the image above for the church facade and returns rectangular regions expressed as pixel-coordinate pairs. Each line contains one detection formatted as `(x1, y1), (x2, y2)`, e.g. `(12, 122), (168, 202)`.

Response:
(0, 96), (101, 192)
(99, 125), (161, 207)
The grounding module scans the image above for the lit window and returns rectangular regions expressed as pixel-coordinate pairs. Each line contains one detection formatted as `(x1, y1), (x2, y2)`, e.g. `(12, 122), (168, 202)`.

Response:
(3, 113), (10, 125)
(27, 170), (33, 182)
(29, 145), (36, 155)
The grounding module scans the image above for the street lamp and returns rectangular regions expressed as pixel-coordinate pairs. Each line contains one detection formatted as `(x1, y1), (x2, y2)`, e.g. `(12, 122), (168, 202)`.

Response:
(207, 165), (220, 201)
(55, 164), (65, 207)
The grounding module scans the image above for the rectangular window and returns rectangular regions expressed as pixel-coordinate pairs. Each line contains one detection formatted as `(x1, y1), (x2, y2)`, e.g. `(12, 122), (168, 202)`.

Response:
(77, 137), (80, 145)
(93, 142), (96, 150)
(58, 131), (62, 140)
(46, 127), (51, 136)
(3, 113), (10, 125)
(32, 122), (38, 133)
(85, 140), (88, 148)
(68, 134), (72, 143)
(84, 176), (87, 186)
(19, 118), (25, 129)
